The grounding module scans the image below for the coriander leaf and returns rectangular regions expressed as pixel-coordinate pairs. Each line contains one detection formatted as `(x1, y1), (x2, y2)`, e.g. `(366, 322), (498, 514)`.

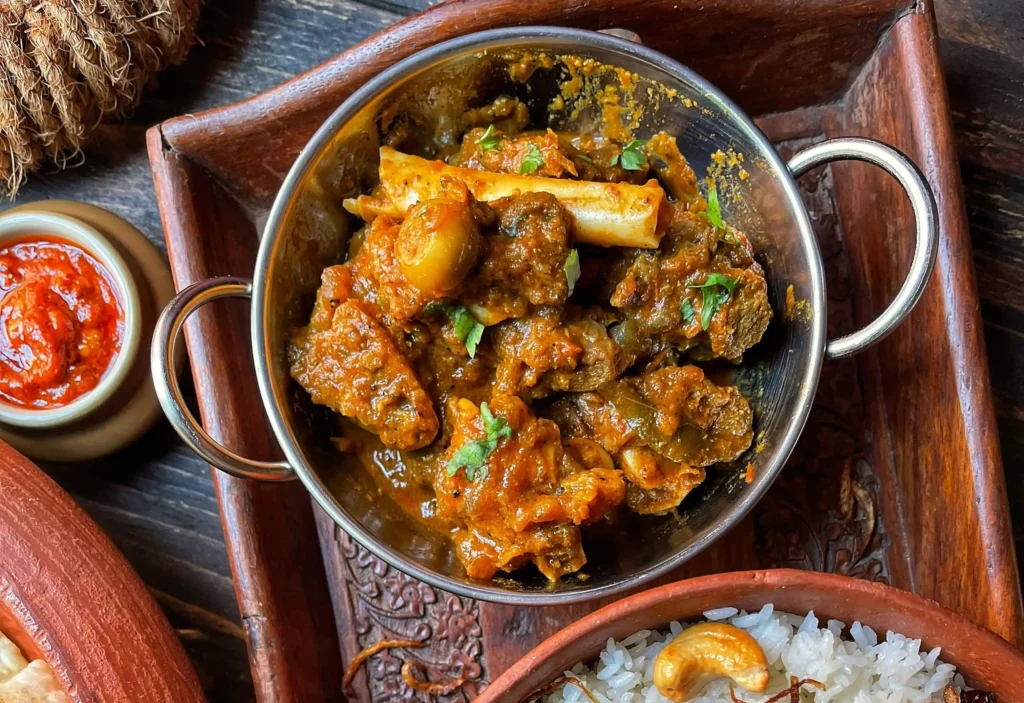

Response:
(698, 185), (725, 229)
(576, 153), (594, 164)
(699, 285), (726, 330)
(687, 273), (741, 329)
(563, 249), (581, 296)
(519, 144), (544, 174)
(619, 139), (648, 170)
(446, 439), (491, 480)
(477, 124), (501, 151)
(464, 320), (484, 358)
(446, 402), (516, 481)
(681, 298), (697, 328)
(610, 153), (620, 166)
(700, 272), (740, 293)
(480, 402), (513, 442)
(447, 440), (488, 475)
(450, 305), (476, 339)
(446, 305), (486, 358)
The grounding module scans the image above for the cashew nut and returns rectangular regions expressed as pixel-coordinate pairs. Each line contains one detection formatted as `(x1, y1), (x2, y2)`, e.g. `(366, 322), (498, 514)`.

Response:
(653, 622), (769, 702)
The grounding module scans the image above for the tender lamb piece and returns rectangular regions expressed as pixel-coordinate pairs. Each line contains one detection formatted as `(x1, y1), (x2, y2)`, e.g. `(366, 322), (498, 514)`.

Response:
(450, 128), (579, 179)
(546, 365), (751, 514)
(434, 395), (624, 581)
(607, 205), (772, 363)
(289, 296), (439, 451)
(492, 308), (622, 400)
(462, 192), (573, 325)
(639, 365), (753, 467)
(544, 391), (636, 455)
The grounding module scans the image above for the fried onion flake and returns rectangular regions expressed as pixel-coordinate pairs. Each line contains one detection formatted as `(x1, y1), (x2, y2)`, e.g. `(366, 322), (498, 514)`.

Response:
(729, 677), (826, 703)
(401, 660), (467, 695)
(342, 639), (425, 695)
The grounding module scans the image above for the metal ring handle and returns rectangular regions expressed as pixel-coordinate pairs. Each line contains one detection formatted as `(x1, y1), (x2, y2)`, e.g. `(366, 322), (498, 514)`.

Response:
(788, 137), (938, 360)
(151, 276), (294, 481)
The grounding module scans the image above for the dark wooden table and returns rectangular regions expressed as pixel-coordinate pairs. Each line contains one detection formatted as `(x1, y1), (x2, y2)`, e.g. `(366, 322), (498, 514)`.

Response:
(3, 0), (1019, 700)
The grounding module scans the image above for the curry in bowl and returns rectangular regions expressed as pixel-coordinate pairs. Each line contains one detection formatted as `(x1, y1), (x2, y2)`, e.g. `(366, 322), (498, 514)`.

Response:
(287, 92), (771, 582)
(153, 28), (935, 599)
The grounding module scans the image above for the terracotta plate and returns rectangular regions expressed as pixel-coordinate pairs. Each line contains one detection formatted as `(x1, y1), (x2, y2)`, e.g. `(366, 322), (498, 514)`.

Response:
(0, 440), (206, 702)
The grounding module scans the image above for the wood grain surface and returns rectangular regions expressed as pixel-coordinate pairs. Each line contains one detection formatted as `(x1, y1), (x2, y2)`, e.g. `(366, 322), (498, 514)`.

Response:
(0, 442), (206, 702)
(0, 0), (1018, 701)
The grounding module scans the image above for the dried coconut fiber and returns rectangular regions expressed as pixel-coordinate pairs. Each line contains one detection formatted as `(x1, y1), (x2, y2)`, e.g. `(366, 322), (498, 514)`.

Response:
(0, 0), (203, 194)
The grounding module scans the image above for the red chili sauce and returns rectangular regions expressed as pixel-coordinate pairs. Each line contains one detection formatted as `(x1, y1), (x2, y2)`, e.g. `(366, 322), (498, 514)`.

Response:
(0, 236), (123, 408)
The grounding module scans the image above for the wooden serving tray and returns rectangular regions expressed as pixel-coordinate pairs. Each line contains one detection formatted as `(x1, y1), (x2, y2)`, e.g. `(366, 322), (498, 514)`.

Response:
(0, 441), (206, 702)
(147, 1), (1023, 701)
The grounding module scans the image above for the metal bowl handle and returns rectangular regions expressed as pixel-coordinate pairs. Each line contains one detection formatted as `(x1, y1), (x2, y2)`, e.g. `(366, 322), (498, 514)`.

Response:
(788, 137), (938, 360)
(151, 276), (294, 481)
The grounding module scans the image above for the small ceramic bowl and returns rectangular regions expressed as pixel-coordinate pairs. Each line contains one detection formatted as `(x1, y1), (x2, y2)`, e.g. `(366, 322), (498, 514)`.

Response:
(0, 211), (141, 429)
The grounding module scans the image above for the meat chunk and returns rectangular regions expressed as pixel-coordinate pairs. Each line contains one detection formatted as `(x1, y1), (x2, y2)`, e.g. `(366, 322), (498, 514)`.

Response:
(492, 310), (581, 398)
(434, 395), (624, 581)
(450, 128), (579, 179)
(545, 391), (636, 455)
(289, 299), (439, 450)
(347, 216), (435, 326)
(702, 267), (772, 362)
(607, 207), (772, 362)
(555, 468), (626, 525)
(560, 131), (655, 185)
(492, 308), (622, 400)
(303, 264), (353, 332)
(593, 365), (751, 468)
(462, 192), (573, 324)
(639, 365), (753, 467)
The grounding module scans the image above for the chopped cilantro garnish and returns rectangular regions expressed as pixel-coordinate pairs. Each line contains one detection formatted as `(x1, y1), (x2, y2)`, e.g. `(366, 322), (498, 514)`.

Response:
(480, 402), (513, 442)
(424, 303), (486, 358)
(519, 144), (544, 174)
(681, 298), (696, 327)
(564, 249), (581, 296)
(446, 402), (514, 481)
(477, 124), (501, 151)
(446, 440), (491, 482)
(463, 319), (484, 357)
(576, 153), (594, 164)
(699, 185), (725, 229)
(448, 305), (485, 358)
(619, 139), (648, 170)
(687, 273), (740, 330)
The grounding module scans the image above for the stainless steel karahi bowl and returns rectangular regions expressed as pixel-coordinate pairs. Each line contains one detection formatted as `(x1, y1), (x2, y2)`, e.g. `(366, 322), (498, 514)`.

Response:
(152, 27), (937, 604)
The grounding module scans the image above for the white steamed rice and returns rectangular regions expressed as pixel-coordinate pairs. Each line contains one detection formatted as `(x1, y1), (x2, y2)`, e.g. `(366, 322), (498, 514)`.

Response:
(544, 604), (969, 703)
